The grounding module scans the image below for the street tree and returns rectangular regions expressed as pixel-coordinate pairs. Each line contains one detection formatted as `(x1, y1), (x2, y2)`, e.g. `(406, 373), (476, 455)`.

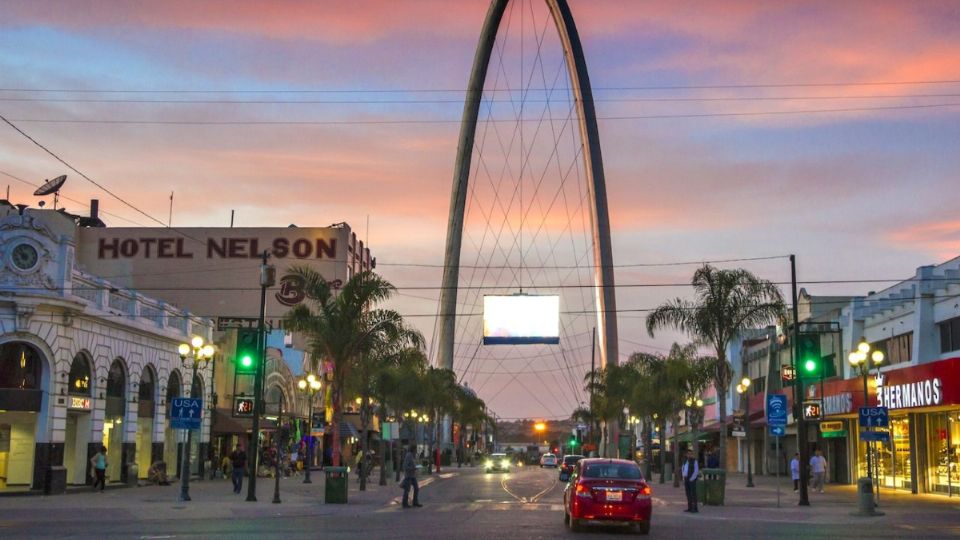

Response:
(283, 268), (408, 469)
(645, 265), (785, 470)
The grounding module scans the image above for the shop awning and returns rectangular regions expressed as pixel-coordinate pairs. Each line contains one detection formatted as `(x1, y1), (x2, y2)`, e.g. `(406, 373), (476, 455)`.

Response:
(339, 421), (361, 439)
(675, 430), (712, 443)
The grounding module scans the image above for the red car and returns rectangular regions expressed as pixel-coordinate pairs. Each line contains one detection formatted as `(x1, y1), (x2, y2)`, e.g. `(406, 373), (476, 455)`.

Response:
(563, 458), (652, 535)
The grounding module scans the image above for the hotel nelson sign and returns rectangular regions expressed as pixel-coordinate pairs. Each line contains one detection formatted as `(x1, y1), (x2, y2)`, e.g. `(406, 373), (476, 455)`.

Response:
(76, 227), (348, 319)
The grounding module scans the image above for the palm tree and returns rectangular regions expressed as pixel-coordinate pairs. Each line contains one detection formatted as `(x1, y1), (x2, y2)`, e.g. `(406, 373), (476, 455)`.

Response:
(584, 364), (637, 457)
(372, 347), (428, 485)
(349, 329), (423, 491)
(283, 268), (409, 469)
(646, 265), (785, 470)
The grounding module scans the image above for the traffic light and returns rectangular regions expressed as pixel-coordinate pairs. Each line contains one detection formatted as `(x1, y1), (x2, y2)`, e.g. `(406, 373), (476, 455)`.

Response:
(797, 333), (835, 379)
(568, 435), (579, 449)
(235, 328), (259, 374)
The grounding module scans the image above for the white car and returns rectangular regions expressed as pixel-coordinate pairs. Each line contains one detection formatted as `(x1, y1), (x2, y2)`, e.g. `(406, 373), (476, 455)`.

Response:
(486, 453), (511, 473)
(540, 453), (558, 468)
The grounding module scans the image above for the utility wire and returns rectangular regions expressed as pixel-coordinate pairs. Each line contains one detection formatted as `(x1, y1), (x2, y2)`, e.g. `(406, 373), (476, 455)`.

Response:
(4, 78), (959, 93)
(8, 102), (960, 125)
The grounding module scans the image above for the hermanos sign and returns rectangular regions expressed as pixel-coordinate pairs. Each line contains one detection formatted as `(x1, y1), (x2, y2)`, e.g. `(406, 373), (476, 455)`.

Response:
(76, 226), (367, 319)
(875, 372), (943, 410)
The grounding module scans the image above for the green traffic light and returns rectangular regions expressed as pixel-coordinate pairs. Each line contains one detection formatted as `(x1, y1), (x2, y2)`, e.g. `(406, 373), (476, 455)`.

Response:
(803, 359), (817, 373)
(240, 355), (253, 368)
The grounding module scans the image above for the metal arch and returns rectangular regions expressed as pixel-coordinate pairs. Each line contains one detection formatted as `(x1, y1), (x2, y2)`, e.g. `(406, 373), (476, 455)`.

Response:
(437, 0), (619, 370)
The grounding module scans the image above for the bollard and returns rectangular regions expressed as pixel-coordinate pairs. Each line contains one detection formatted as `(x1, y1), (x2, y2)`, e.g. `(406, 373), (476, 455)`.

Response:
(853, 477), (884, 517)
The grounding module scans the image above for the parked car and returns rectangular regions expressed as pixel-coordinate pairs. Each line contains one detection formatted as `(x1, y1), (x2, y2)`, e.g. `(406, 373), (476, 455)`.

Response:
(540, 453), (558, 468)
(559, 454), (584, 481)
(563, 458), (652, 535)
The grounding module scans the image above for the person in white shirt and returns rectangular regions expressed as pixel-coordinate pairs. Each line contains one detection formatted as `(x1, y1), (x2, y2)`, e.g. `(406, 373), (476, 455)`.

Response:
(810, 450), (827, 493)
(790, 453), (800, 492)
(681, 449), (700, 513)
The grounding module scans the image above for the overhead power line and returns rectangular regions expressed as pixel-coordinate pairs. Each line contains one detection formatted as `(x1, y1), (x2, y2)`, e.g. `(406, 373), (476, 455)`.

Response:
(3, 78), (959, 93)
(7, 102), (960, 125)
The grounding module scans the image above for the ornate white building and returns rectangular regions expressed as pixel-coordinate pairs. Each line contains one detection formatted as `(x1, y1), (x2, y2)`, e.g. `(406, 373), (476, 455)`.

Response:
(0, 203), (213, 493)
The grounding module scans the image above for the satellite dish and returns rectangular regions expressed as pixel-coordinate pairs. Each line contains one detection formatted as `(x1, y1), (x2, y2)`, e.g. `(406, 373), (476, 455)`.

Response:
(34, 175), (67, 196)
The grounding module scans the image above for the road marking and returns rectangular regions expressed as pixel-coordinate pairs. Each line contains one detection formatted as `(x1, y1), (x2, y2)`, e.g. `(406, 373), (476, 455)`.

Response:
(438, 473), (458, 479)
(529, 479), (558, 503)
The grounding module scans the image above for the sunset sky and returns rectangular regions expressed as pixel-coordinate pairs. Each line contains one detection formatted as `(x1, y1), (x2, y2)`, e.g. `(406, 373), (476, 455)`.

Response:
(2, 0), (959, 419)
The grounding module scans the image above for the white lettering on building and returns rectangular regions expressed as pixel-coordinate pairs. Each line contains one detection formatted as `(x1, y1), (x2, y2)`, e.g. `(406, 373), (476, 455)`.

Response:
(876, 377), (943, 410)
(822, 392), (853, 415)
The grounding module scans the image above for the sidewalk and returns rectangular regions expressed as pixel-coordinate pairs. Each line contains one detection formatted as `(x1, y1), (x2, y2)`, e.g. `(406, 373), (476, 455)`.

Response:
(0, 467), (432, 522)
(649, 471), (960, 525)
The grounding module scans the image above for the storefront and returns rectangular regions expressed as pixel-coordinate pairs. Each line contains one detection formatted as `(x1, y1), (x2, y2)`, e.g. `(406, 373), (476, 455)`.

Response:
(0, 342), (44, 489)
(64, 353), (94, 485)
(811, 356), (960, 496)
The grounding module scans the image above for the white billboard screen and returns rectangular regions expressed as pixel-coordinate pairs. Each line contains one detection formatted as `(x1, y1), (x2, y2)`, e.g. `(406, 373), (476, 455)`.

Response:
(483, 295), (560, 345)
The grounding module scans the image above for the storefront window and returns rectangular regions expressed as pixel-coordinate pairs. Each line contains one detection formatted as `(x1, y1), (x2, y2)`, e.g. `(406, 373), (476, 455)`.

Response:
(0, 342), (41, 390)
(858, 415), (913, 491)
(68, 354), (91, 396)
(104, 359), (126, 483)
(927, 412), (960, 496)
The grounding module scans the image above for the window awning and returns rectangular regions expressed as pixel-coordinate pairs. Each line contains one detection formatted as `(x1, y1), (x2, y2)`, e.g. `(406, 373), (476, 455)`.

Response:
(675, 430), (713, 443)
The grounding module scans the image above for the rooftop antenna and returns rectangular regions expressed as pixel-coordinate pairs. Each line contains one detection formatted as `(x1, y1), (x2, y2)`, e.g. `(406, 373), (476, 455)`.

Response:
(33, 174), (67, 210)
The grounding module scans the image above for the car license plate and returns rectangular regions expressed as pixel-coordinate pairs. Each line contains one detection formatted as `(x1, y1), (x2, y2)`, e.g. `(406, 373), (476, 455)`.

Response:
(606, 490), (622, 502)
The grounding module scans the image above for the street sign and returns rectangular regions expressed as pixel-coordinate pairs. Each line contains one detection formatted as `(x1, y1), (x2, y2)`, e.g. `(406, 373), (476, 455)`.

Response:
(860, 430), (891, 442)
(822, 430), (848, 439)
(170, 397), (203, 430)
(781, 365), (796, 383)
(802, 400), (823, 420)
(769, 425), (786, 437)
(732, 430), (747, 438)
(820, 421), (844, 433)
(766, 394), (788, 427)
(859, 407), (889, 428)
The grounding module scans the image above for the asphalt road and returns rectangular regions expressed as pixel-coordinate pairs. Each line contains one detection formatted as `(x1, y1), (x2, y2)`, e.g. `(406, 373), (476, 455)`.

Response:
(2, 466), (957, 539)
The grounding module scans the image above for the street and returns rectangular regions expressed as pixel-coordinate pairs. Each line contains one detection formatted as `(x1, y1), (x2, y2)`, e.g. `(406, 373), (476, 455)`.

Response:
(2, 467), (959, 539)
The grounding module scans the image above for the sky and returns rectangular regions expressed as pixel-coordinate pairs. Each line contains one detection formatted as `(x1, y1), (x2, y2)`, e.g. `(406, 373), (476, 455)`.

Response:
(2, 0), (959, 420)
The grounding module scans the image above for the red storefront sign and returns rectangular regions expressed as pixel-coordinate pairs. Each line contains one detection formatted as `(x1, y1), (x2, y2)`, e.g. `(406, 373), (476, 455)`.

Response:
(805, 356), (960, 415)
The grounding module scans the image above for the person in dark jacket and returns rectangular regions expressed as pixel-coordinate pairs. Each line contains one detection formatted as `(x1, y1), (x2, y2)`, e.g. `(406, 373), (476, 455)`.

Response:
(402, 445), (422, 508)
(229, 444), (247, 494)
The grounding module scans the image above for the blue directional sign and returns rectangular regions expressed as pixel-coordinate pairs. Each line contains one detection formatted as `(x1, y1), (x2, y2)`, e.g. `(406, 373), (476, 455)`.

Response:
(766, 394), (788, 427)
(859, 407), (889, 428)
(170, 397), (203, 430)
(769, 425), (786, 438)
(860, 430), (890, 442)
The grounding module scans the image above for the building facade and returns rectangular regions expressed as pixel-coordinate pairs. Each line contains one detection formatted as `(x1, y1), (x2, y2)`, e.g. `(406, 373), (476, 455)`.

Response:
(0, 205), (213, 493)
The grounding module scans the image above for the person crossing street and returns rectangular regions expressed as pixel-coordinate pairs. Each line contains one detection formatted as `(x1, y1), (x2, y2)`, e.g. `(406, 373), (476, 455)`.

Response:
(402, 445), (422, 509)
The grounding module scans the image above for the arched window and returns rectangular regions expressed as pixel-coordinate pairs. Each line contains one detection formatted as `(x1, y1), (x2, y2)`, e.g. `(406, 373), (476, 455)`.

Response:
(139, 366), (156, 402)
(166, 371), (182, 402)
(69, 353), (92, 396)
(191, 373), (203, 399)
(0, 342), (42, 390)
(265, 385), (286, 417)
(106, 359), (126, 398)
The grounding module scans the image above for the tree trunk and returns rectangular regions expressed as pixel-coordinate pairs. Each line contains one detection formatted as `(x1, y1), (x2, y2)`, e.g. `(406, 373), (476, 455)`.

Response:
(642, 418), (653, 480)
(332, 383), (343, 467)
(378, 404), (387, 486)
(657, 419), (666, 484)
(359, 395), (370, 491)
(672, 416), (682, 488)
(717, 382), (728, 471)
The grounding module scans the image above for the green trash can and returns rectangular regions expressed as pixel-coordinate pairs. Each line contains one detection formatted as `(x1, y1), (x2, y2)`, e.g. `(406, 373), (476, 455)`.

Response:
(324, 466), (349, 504)
(698, 468), (726, 506)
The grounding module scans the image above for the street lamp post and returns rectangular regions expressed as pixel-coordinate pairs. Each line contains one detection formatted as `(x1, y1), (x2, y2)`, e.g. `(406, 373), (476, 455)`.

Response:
(684, 397), (704, 462)
(848, 338), (885, 483)
(177, 336), (215, 502)
(297, 374), (322, 484)
(736, 377), (754, 488)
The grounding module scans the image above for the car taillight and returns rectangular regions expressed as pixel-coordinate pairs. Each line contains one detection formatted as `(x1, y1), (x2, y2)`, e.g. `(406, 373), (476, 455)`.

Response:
(637, 483), (652, 498)
(575, 483), (592, 498)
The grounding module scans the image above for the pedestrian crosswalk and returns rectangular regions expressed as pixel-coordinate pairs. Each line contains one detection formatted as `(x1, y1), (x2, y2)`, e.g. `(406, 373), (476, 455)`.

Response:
(376, 501), (565, 513)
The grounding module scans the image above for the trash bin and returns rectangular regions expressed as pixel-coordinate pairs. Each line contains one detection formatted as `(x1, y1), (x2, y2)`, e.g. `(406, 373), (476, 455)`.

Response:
(699, 468), (726, 506)
(324, 466), (348, 504)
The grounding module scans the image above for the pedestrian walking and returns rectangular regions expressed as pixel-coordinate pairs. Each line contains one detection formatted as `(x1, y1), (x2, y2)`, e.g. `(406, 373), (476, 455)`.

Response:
(790, 453), (800, 492)
(90, 445), (108, 492)
(401, 445), (422, 508)
(229, 444), (247, 494)
(681, 449), (699, 513)
(810, 450), (827, 493)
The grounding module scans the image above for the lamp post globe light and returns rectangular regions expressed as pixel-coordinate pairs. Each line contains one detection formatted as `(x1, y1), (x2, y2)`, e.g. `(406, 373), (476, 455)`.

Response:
(736, 377), (754, 488)
(684, 397), (705, 466)
(177, 336), (215, 502)
(848, 338), (885, 482)
(296, 374), (322, 484)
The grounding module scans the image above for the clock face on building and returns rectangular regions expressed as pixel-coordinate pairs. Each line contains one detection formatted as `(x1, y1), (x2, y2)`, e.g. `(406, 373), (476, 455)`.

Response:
(11, 242), (39, 270)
